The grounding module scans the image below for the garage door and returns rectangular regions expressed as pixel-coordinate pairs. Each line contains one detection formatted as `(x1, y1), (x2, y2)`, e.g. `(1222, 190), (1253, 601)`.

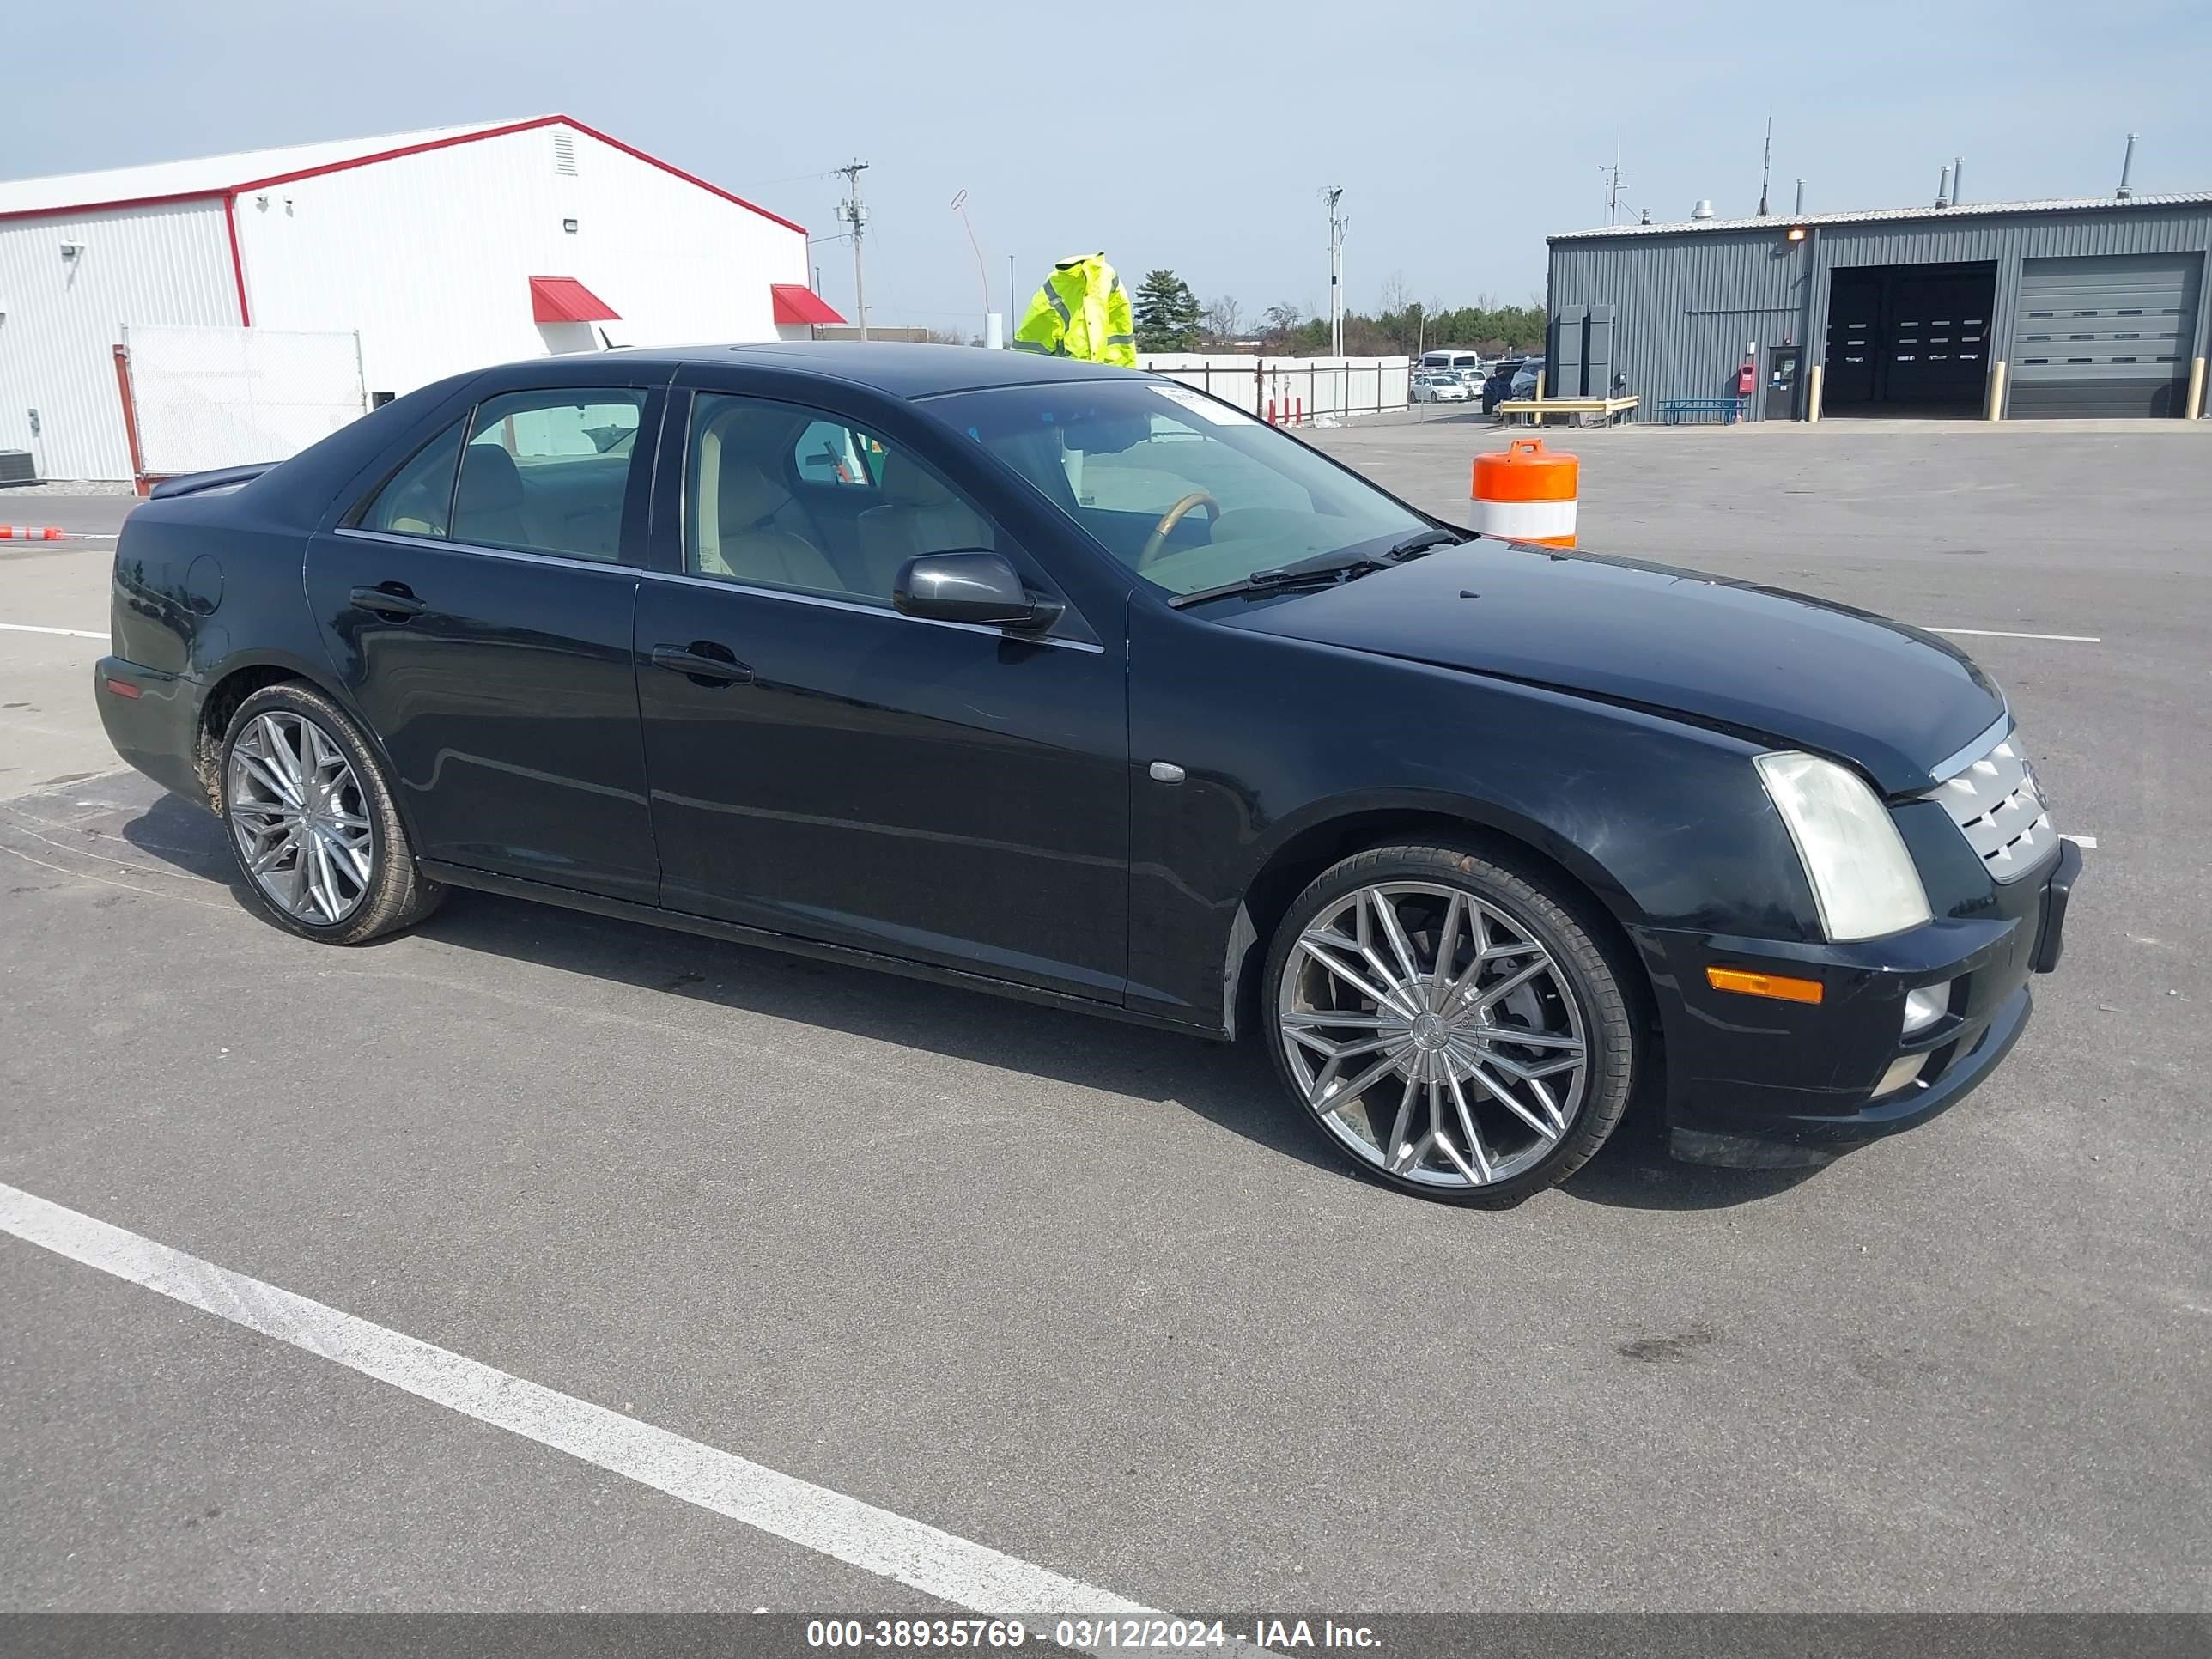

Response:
(2008, 252), (2203, 417)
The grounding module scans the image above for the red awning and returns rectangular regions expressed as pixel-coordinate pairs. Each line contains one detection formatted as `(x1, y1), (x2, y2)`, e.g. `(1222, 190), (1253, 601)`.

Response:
(771, 283), (844, 325)
(530, 276), (620, 324)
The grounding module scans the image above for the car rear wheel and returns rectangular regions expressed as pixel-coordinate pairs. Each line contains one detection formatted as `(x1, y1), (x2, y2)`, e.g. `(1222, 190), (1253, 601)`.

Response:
(219, 682), (442, 945)
(1263, 843), (1635, 1206)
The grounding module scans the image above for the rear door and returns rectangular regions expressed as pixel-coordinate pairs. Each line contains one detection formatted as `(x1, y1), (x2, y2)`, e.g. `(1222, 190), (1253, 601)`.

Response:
(306, 375), (666, 904)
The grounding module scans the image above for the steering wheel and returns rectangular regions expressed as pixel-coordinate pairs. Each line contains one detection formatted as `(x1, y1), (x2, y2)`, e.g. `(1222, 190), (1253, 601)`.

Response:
(1136, 492), (1220, 570)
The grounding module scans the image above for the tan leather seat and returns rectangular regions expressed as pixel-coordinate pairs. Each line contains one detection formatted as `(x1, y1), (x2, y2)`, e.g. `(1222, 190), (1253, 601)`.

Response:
(854, 452), (990, 596)
(453, 442), (562, 551)
(700, 460), (843, 592)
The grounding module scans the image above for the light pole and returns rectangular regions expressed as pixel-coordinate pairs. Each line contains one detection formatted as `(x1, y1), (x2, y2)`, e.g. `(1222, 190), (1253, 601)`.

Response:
(1322, 186), (1346, 356)
(951, 190), (990, 343)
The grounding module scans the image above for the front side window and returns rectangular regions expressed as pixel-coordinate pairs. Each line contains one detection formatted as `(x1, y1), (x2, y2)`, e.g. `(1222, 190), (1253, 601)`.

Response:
(685, 394), (994, 605)
(929, 380), (1425, 597)
(793, 419), (884, 489)
(451, 389), (645, 561)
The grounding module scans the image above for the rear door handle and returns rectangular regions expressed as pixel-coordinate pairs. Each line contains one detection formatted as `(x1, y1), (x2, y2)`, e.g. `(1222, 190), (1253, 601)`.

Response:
(649, 642), (754, 686)
(349, 583), (429, 618)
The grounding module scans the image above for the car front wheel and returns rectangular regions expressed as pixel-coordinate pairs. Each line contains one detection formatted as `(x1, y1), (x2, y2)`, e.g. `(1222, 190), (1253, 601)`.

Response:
(1263, 843), (1636, 1206)
(219, 682), (443, 945)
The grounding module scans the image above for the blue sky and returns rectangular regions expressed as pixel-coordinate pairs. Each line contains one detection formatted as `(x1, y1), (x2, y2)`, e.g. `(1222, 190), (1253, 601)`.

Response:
(10, 0), (2209, 331)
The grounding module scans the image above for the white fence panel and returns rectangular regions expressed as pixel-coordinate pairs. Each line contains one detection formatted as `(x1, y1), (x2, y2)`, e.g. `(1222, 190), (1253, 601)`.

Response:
(122, 324), (366, 477)
(1137, 354), (1411, 422)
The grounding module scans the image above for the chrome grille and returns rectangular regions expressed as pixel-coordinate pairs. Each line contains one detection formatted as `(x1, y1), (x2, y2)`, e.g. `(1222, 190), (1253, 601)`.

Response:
(1924, 732), (2052, 882)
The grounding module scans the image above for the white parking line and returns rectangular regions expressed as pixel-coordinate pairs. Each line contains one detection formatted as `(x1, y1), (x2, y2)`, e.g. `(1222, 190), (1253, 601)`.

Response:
(0, 1180), (1156, 1618)
(2062, 835), (2099, 849)
(0, 623), (109, 640)
(1927, 627), (2102, 643)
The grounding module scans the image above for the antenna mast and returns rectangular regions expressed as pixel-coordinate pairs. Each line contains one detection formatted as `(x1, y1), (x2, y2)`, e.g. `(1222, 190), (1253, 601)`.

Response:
(1600, 131), (1628, 225)
(1757, 112), (1772, 216)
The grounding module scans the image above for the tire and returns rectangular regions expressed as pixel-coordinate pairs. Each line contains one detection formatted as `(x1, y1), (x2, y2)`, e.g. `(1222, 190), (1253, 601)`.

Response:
(218, 681), (443, 945)
(1261, 842), (1635, 1206)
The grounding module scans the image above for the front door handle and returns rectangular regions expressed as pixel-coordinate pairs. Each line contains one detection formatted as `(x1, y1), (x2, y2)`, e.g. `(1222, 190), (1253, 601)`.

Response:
(649, 642), (754, 686)
(349, 583), (429, 618)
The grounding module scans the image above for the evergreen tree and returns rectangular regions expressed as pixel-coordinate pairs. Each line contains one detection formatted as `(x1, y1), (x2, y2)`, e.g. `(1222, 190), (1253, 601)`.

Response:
(1133, 270), (1204, 351)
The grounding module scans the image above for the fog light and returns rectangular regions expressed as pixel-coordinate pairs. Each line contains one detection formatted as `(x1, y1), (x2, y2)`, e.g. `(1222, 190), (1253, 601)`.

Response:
(1874, 1053), (1928, 1098)
(1903, 981), (1950, 1035)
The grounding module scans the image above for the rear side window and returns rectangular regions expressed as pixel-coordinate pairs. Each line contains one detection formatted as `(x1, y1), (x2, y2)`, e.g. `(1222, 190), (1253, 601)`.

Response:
(451, 389), (646, 562)
(361, 421), (465, 538)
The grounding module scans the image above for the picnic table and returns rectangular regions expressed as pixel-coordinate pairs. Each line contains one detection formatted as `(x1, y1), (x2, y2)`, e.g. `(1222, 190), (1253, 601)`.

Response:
(1493, 395), (1639, 428)
(1657, 397), (1747, 425)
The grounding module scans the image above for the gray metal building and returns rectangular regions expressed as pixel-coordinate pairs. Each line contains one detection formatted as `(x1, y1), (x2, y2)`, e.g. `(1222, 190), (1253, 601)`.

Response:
(1545, 193), (2212, 422)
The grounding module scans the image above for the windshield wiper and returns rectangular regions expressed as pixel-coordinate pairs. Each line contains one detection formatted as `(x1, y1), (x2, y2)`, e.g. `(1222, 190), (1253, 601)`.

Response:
(1382, 526), (1466, 559)
(1168, 525), (1465, 610)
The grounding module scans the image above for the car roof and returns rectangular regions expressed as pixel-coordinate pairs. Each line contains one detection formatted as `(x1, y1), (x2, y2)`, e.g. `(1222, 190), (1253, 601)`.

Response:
(592, 341), (1143, 398)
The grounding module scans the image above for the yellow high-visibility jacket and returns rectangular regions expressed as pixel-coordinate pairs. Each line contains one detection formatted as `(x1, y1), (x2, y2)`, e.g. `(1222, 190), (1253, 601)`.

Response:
(1014, 254), (1137, 367)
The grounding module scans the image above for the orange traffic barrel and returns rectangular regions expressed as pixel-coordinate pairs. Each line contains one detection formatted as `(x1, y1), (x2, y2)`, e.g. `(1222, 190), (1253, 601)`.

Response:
(1470, 438), (1577, 547)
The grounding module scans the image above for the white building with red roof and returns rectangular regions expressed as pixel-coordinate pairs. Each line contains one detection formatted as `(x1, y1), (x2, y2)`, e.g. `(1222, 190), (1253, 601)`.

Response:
(0, 116), (841, 480)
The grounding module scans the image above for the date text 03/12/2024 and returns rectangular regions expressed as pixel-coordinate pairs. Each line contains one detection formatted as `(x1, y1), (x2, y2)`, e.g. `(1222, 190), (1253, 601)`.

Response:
(1053, 1622), (1380, 1650)
(803, 1618), (1382, 1650)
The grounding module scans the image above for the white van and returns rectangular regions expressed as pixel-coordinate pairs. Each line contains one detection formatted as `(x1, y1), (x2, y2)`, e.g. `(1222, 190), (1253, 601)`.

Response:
(1419, 349), (1486, 380)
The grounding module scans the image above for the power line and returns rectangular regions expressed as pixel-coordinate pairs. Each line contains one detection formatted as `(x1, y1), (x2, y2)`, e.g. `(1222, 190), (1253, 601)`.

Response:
(737, 166), (842, 192)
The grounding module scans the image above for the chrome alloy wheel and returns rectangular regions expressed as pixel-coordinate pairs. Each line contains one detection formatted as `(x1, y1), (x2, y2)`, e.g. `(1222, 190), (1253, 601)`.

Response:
(226, 711), (374, 926)
(1277, 881), (1589, 1188)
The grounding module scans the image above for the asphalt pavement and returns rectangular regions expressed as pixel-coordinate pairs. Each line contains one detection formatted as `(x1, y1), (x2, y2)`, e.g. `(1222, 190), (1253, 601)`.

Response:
(1, 423), (2205, 1616)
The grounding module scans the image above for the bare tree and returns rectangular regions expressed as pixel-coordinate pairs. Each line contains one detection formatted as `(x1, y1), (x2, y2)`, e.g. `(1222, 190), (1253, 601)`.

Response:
(1200, 294), (1243, 343)
(1261, 301), (1304, 341)
(1378, 270), (1413, 315)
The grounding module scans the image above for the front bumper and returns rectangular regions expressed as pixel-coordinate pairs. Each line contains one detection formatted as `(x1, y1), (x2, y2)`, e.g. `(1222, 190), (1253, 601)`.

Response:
(1635, 838), (2080, 1156)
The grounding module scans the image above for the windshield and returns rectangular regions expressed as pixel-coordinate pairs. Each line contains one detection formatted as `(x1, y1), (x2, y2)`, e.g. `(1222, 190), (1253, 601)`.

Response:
(927, 380), (1428, 597)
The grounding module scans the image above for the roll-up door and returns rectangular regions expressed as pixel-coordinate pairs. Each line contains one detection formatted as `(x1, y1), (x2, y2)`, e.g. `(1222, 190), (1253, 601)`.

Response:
(2009, 253), (2202, 418)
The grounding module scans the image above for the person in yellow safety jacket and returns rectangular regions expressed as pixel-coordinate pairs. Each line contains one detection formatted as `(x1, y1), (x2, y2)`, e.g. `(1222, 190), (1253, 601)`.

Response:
(1014, 253), (1138, 368)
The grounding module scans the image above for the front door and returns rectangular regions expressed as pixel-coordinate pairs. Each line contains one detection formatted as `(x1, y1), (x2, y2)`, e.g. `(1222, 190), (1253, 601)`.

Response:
(306, 382), (663, 904)
(633, 390), (1130, 1003)
(1763, 345), (1802, 422)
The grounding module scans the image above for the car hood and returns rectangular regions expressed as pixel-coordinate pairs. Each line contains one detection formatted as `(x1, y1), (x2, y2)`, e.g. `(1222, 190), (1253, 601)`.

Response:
(1210, 540), (2004, 795)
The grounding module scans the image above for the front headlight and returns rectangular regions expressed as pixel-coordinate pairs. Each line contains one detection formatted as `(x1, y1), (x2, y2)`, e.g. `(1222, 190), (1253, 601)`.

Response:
(1754, 750), (1932, 941)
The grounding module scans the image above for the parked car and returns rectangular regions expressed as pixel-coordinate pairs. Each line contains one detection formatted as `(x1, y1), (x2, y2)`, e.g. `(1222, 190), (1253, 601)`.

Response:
(1510, 356), (1545, 400)
(1411, 371), (1470, 404)
(1480, 362), (1520, 414)
(95, 345), (2077, 1206)
(1419, 350), (1486, 381)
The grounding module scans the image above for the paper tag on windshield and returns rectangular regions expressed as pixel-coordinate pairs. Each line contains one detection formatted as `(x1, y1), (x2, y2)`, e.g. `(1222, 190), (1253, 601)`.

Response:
(1152, 384), (1249, 425)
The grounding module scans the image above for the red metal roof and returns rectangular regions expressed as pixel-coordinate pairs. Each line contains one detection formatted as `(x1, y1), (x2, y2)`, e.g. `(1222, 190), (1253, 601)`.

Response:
(530, 276), (620, 324)
(771, 283), (845, 325)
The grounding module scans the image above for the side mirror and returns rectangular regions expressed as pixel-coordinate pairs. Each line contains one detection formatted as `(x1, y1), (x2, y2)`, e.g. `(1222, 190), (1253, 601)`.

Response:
(893, 550), (1061, 631)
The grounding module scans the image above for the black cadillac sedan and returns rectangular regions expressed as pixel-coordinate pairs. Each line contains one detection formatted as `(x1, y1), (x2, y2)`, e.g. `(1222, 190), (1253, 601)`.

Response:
(94, 344), (2077, 1205)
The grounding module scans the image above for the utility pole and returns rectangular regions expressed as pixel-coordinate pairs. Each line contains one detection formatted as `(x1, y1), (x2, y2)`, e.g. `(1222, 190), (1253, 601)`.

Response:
(1757, 113), (1773, 217)
(1600, 131), (1628, 226)
(835, 159), (870, 340)
(1322, 186), (1346, 356)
